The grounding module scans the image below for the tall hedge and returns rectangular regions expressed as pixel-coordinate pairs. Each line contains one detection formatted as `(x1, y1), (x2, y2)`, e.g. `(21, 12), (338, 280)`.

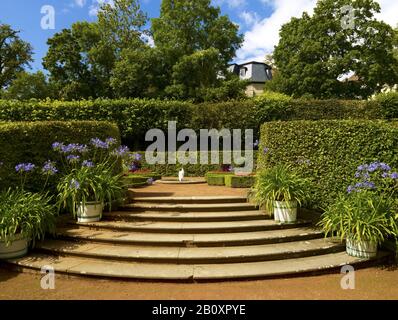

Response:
(0, 121), (120, 191)
(258, 120), (398, 209)
(0, 98), (384, 149)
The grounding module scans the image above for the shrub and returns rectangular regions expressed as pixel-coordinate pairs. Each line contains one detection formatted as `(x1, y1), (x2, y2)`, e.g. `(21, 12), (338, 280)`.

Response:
(258, 120), (398, 209)
(0, 98), (384, 148)
(225, 175), (256, 188)
(373, 92), (398, 119)
(0, 121), (121, 192)
(206, 175), (227, 186)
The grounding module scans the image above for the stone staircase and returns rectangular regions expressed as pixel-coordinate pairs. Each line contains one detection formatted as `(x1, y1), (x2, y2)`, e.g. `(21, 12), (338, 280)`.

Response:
(5, 194), (386, 281)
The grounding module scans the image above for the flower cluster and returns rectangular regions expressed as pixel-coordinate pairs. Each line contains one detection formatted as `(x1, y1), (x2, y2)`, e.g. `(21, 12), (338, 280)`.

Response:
(15, 163), (36, 173)
(91, 138), (110, 149)
(53, 142), (88, 154)
(128, 153), (143, 172)
(347, 161), (398, 194)
(42, 161), (58, 176)
(112, 145), (130, 158)
(82, 160), (95, 168)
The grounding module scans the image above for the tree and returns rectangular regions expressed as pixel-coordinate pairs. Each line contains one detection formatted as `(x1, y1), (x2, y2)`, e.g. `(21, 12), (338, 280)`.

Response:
(271, 0), (398, 99)
(97, 0), (148, 55)
(111, 47), (167, 98)
(1, 71), (54, 100)
(150, 0), (244, 100)
(0, 23), (33, 89)
(43, 22), (114, 99)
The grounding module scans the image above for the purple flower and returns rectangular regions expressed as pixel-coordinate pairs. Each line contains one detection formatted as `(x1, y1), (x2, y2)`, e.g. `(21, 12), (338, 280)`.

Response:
(129, 163), (138, 171)
(390, 172), (398, 179)
(42, 161), (58, 175)
(379, 163), (391, 171)
(382, 172), (389, 178)
(15, 163), (36, 173)
(112, 145), (130, 157)
(105, 137), (117, 146)
(134, 153), (142, 161)
(69, 179), (80, 190)
(357, 164), (368, 172)
(67, 155), (80, 163)
(52, 142), (65, 152)
(368, 162), (379, 173)
(147, 178), (155, 185)
(91, 138), (109, 149)
(263, 147), (269, 155)
(82, 160), (95, 168)
(347, 186), (355, 193)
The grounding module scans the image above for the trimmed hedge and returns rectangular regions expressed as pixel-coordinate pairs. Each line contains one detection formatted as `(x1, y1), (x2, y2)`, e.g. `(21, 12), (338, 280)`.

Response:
(0, 98), (384, 149)
(258, 120), (398, 209)
(133, 151), (258, 177)
(225, 175), (256, 188)
(0, 121), (121, 192)
(206, 175), (227, 186)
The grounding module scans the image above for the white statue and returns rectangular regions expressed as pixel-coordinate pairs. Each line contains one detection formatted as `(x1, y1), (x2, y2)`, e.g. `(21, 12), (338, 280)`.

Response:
(178, 167), (185, 182)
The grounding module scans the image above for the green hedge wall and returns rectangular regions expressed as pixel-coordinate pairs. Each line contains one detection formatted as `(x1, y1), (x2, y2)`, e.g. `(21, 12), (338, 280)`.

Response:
(0, 121), (120, 191)
(0, 98), (384, 149)
(258, 120), (398, 209)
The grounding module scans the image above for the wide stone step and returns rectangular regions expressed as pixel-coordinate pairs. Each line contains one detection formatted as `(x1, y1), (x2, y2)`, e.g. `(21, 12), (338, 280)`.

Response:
(130, 196), (248, 204)
(56, 226), (323, 247)
(34, 238), (345, 264)
(120, 202), (258, 212)
(66, 219), (312, 234)
(6, 251), (385, 281)
(103, 210), (268, 222)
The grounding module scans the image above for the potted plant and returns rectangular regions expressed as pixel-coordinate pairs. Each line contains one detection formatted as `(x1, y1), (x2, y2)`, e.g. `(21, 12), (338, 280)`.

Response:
(318, 191), (397, 259)
(0, 189), (57, 259)
(57, 163), (123, 223)
(250, 164), (311, 223)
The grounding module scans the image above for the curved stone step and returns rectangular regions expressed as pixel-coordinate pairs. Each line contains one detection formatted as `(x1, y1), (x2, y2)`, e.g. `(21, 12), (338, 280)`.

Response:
(56, 226), (323, 247)
(130, 196), (248, 204)
(34, 238), (345, 264)
(121, 202), (258, 212)
(103, 210), (268, 222)
(66, 219), (312, 234)
(5, 251), (386, 281)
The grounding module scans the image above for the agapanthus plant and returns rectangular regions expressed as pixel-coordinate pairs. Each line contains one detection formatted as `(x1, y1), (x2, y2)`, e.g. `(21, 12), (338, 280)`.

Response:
(347, 161), (398, 197)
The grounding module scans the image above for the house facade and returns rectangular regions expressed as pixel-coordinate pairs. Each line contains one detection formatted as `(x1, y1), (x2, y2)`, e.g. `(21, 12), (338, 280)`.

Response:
(228, 61), (273, 97)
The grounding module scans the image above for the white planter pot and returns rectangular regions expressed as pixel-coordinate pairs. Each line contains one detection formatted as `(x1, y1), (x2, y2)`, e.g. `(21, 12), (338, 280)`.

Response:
(346, 238), (378, 259)
(77, 201), (103, 223)
(273, 200), (298, 223)
(0, 234), (29, 259)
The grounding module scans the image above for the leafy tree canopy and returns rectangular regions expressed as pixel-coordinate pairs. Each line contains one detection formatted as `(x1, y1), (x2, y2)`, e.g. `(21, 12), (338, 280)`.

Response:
(271, 0), (398, 99)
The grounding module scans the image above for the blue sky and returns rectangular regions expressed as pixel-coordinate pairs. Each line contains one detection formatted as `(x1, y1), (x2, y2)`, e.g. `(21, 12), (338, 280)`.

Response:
(0, 0), (397, 72)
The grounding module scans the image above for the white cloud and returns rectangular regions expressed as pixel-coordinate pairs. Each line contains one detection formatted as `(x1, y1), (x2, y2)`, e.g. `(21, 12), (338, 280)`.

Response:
(239, 11), (260, 27)
(236, 0), (398, 64)
(214, 0), (246, 9)
(75, 0), (87, 8)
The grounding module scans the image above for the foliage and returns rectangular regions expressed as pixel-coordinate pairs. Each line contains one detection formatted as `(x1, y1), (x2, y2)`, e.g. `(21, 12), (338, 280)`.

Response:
(373, 91), (398, 119)
(206, 174), (227, 186)
(0, 98), (384, 149)
(43, 21), (115, 99)
(317, 191), (398, 244)
(0, 121), (120, 192)
(272, 0), (398, 99)
(0, 189), (57, 246)
(1, 71), (55, 100)
(258, 120), (398, 208)
(0, 24), (33, 90)
(225, 175), (256, 188)
(251, 164), (311, 211)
